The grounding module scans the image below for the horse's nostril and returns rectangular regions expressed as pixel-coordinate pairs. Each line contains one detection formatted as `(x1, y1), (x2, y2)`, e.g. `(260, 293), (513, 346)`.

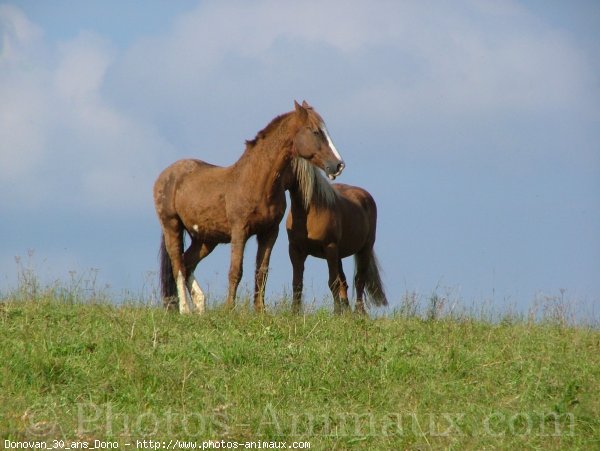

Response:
(325, 161), (344, 178)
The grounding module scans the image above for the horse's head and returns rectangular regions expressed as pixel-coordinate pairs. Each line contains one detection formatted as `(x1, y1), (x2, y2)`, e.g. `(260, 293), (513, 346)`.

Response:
(291, 100), (345, 180)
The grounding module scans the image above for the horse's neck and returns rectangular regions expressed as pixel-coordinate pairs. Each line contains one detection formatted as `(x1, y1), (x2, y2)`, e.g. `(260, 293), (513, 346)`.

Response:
(234, 133), (293, 199)
(287, 178), (306, 207)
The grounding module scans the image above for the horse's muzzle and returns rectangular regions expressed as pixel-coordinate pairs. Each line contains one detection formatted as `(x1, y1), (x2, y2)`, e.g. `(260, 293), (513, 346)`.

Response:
(326, 161), (345, 180)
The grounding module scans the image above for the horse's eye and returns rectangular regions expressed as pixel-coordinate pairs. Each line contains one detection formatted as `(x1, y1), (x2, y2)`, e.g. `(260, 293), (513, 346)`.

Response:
(313, 129), (321, 136)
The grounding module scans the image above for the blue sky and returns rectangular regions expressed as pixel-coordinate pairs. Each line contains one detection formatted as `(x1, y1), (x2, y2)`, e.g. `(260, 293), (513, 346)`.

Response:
(1, 1), (599, 317)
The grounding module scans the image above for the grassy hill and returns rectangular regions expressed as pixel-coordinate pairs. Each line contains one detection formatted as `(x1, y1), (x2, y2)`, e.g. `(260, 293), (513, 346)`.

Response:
(1, 296), (599, 449)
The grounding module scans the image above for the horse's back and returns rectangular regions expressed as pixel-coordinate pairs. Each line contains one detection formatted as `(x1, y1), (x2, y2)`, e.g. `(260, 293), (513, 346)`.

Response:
(333, 183), (376, 213)
(156, 158), (221, 182)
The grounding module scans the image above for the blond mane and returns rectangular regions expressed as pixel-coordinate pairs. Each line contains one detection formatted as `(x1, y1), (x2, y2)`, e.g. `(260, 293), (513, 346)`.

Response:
(291, 158), (337, 210)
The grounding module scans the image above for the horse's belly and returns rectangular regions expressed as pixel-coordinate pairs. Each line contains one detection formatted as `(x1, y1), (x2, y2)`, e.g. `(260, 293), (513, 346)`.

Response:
(303, 239), (328, 259)
(246, 202), (286, 235)
(178, 199), (232, 242)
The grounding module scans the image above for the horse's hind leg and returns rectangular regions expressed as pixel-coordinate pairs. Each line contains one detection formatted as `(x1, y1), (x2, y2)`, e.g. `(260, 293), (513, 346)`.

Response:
(162, 222), (192, 314)
(184, 240), (216, 314)
(354, 250), (368, 315)
(289, 243), (307, 314)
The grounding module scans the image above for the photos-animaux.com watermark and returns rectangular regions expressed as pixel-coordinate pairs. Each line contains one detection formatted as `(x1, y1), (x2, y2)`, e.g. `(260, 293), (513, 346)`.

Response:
(23, 402), (575, 439)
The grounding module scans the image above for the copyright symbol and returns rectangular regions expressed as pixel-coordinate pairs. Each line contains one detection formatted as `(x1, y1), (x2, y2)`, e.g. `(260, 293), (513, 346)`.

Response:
(22, 402), (59, 438)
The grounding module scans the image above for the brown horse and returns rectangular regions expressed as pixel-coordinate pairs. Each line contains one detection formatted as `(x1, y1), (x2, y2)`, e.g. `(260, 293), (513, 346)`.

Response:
(153, 101), (345, 314)
(285, 158), (387, 314)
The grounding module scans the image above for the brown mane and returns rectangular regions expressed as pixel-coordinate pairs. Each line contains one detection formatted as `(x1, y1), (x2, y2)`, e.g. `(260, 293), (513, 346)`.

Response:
(245, 105), (324, 148)
(245, 112), (292, 147)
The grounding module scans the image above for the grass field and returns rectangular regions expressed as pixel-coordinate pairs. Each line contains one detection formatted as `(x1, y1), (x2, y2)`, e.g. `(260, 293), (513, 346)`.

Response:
(1, 284), (599, 449)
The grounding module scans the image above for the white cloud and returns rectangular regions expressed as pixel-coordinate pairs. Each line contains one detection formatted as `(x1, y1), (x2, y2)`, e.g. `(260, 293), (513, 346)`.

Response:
(53, 32), (114, 104)
(0, 4), (42, 59)
(108, 0), (595, 126)
(0, 1), (596, 211)
(0, 5), (48, 184)
(0, 6), (173, 212)
(327, 2), (594, 121)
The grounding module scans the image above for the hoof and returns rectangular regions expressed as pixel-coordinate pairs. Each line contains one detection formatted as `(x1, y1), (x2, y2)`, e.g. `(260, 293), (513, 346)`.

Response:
(354, 303), (367, 316)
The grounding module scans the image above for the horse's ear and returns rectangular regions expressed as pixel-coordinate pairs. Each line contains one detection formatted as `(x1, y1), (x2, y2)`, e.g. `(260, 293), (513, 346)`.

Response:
(294, 100), (308, 120)
(301, 100), (311, 108)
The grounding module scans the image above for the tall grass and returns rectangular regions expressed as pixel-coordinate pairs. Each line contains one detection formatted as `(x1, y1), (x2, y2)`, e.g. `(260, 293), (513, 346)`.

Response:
(1, 263), (599, 449)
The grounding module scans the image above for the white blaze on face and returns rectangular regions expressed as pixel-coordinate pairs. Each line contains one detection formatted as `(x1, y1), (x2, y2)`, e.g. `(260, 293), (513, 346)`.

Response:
(320, 123), (343, 162)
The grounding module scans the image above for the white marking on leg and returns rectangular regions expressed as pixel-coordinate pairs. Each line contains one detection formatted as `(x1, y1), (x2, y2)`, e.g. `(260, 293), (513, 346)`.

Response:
(187, 275), (206, 315)
(176, 271), (192, 314)
(320, 123), (343, 162)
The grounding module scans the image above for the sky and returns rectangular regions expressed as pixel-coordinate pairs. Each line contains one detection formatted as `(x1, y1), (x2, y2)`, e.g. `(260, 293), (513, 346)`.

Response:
(1, 0), (599, 318)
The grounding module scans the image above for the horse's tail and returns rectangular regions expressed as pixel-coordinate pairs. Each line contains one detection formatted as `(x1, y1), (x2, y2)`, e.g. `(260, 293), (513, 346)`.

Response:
(355, 249), (388, 307)
(159, 234), (179, 311)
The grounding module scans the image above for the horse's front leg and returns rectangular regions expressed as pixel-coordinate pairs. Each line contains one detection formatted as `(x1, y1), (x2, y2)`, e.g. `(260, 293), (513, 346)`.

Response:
(325, 244), (349, 314)
(289, 243), (307, 314)
(226, 230), (248, 309)
(337, 259), (350, 311)
(254, 227), (279, 313)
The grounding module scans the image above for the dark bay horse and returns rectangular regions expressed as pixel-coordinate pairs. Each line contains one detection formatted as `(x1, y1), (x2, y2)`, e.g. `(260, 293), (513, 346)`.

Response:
(153, 101), (345, 314)
(285, 159), (387, 314)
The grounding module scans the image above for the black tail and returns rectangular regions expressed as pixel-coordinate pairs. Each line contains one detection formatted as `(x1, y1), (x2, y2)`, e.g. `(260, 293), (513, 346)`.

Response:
(355, 249), (388, 307)
(159, 234), (179, 311)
